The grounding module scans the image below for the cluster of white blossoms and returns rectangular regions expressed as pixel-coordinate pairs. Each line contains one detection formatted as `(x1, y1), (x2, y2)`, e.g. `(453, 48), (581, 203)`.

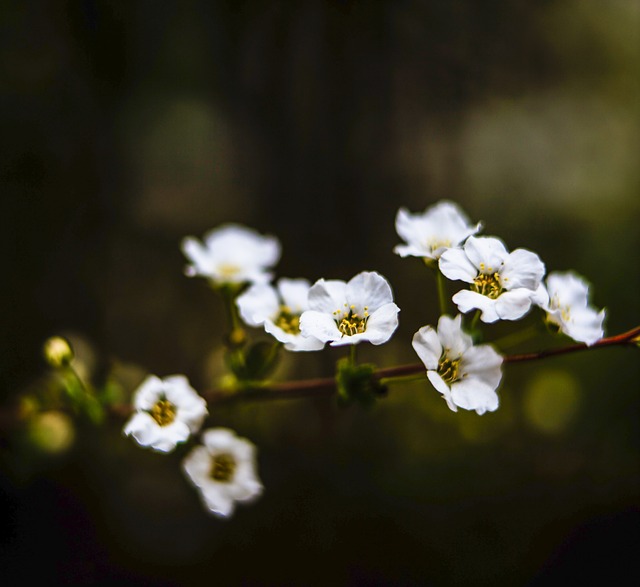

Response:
(123, 201), (608, 516)
(124, 375), (262, 518)
(395, 200), (605, 412)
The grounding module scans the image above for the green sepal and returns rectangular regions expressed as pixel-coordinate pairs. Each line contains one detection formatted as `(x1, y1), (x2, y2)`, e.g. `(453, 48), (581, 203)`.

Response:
(335, 358), (387, 408)
(225, 342), (281, 383)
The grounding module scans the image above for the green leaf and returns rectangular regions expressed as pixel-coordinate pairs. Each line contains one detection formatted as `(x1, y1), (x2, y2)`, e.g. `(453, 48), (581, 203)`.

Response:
(335, 358), (386, 408)
(225, 342), (281, 383)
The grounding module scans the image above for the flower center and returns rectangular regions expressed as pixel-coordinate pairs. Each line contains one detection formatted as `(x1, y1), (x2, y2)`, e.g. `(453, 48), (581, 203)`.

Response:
(218, 263), (240, 278)
(438, 356), (461, 384)
(150, 399), (177, 426)
(274, 305), (301, 334)
(334, 305), (369, 337)
(210, 453), (236, 482)
(472, 272), (502, 299)
(551, 295), (571, 322)
(427, 238), (451, 254)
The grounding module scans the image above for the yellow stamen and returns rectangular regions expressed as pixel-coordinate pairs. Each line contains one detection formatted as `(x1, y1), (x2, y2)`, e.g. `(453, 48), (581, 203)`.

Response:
(150, 399), (177, 426)
(210, 453), (236, 482)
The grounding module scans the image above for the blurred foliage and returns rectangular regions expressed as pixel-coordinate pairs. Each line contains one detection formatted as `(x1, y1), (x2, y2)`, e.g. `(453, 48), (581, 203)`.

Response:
(1, 0), (639, 585)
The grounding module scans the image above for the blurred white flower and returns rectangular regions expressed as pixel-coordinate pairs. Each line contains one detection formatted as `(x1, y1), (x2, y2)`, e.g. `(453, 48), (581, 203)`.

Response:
(181, 224), (281, 285)
(299, 271), (400, 347)
(394, 200), (482, 263)
(412, 315), (503, 415)
(182, 428), (263, 518)
(236, 278), (324, 351)
(536, 271), (605, 345)
(123, 375), (208, 453)
(439, 236), (545, 323)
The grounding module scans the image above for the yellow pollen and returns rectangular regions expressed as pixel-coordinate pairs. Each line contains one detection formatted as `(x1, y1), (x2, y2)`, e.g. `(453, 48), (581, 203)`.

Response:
(210, 453), (236, 482)
(472, 272), (502, 299)
(275, 305), (301, 334)
(438, 356), (461, 384)
(336, 307), (368, 337)
(218, 263), (240, 277)
(150, 399), (177, 426)
(427, 238), (452, 252)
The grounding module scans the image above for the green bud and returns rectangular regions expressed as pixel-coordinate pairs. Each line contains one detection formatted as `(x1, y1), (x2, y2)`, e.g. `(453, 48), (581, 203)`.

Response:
(43, 336), (74, 368)
(335, 358), (385, 408)
(28, 411), (75, 454)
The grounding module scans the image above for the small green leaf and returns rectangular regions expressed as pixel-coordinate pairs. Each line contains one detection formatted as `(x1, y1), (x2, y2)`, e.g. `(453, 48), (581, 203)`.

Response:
(225, 342), (281, 383)
(335, 358), (385, 408)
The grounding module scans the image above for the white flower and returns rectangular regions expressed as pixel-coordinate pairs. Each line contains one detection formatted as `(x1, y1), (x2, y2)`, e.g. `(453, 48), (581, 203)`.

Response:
(299, 271), (400, 347)
(536, 271), (605, 345)
(123, 375), (208, 453)
(181, 224), (281, 285)
(412, 315), (503, 415)
(182, 428), (263, 518)
(236, 278), (324, 351)
(394, 200), (482, 262)
(439, 236), (545, 323)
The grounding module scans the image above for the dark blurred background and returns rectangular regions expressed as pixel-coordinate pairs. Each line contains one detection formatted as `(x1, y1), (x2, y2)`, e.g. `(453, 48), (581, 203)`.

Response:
(1, 1), (639, 585)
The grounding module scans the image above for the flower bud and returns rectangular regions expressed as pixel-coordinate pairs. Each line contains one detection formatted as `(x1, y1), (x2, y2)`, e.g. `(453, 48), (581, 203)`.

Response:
(43, 336), (74, 367)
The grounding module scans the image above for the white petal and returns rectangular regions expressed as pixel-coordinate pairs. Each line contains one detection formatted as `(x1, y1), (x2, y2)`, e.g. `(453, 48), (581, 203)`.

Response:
(427, 370), (451, 396)
(450, 379), (499, 415)
(494, 289), (534, 321)
(151, 421), (190, 453)
(181, 237), (213, 276)
(236, 284), (280, 326)
(359, 302), (400, 345)
(200, 486), (236, 518)
(346, 271), (394, 312)
(394, 208), (422, 246)
(464, 236), (508, 272)
(546, 272), (591, 309)
(452, 290), (500, 323)
(283, 336), (325, 351)
(460, 345), (503, 389)
(436, 314), (472, 358)
(299, 310), (340, 343)
(202, 428), (237, 452)
(562, 307), (606, 346)
(182, 446), (212, 485)
(412, 326), (442, 370)
(133, 375), (163, 411)
(439, 248), (477, 283)
(277, 278), (312, 312)
(501, 249), (545, 291)
(393, 244), (432, 259)
(531, 283), (549, 309)
(307, 279), (348, 314)
(123, 412), (159, 445)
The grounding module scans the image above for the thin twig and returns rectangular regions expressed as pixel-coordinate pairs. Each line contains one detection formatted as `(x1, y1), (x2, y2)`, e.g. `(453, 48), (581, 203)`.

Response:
(203, 325), (640, 405)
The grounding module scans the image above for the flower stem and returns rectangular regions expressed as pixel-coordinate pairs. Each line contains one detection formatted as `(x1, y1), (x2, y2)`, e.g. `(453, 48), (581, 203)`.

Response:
(470, 310), (482, 331)
(219, 285), (246, 348)
(435, 270), (448, 316)
(349, 344), (358, 367)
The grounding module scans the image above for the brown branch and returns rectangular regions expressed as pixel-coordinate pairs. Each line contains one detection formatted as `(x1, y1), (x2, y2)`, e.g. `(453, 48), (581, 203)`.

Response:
(1, 327), (638, 431)
(203, 326), (640, 405)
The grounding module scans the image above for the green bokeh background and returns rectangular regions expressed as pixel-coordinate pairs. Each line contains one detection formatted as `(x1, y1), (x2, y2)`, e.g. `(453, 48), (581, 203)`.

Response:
(1, 1), (638, 585)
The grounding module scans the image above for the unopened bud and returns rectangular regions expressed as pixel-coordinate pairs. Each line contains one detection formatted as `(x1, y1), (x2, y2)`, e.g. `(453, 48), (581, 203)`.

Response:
(28, 411), (76, 454)
(43, 336), (74, 367)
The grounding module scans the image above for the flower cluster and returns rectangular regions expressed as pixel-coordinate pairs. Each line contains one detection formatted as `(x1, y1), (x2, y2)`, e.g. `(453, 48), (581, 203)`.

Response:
(395, 201), (605, 411)
(121, 199), (608, 517)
